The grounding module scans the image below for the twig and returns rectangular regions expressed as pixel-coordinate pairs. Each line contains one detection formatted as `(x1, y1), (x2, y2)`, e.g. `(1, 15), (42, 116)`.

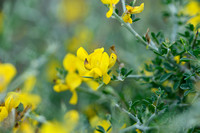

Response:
(121, 0), (126, 13)
(112, 12), (158, 52)
(115, 104), (140, 123)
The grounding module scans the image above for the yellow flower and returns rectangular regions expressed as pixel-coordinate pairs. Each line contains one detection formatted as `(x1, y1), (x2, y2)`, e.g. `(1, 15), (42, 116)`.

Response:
(54, 47), (116, 104)
(92, 117), (112, 133)
(0, 63), (17, 92)
(122, 14), (132, 24)
(77, 47), (117, 84)
(136, 129), (142, 133)
(174, 55), (186, 65)
(64, 110), (79, 131)
(57, 0), (88, 23)
(184, 0), (200, 27)
(40, 110), (79, 133)
(40, 122), (66, 133)
(15, 121), (34, 133)
(5, 92), (21, 112)
(101, 0), (120, 18)
(126, 4), (144, 14)
(5, 92), (41, 112)
(55, 54), (82, 105)
(122, 3), (144, 24)
(19, 93), (41, 110)
(0, 106), (8, 122)
(45, 59), (60, 82)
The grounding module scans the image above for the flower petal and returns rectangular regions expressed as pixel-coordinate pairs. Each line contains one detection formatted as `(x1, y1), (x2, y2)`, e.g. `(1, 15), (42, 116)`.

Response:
(122, 13), (132, 24)
(77, 47), (88, 61)
(103, 73), (111, 84)
(126, 3), (144, 14)
(63, 53), (77, 72)
(100, 52), (109, 74)
(106, 4), (114, 18)
(86, 80), (99, 91)
(0, 106), (8, 122)
(109, 53), (117, 68)
(69, 91), (78, 105)
(66, 72), (82, 91)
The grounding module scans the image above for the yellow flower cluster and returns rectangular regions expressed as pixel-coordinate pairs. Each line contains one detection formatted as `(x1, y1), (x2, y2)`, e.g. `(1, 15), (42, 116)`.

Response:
(100, 0), (144, 24)
(0, 63), (40, 123)
(0, 92), (41, 122)
(54, 47), (117, 105)
(122, 3), (144, 24)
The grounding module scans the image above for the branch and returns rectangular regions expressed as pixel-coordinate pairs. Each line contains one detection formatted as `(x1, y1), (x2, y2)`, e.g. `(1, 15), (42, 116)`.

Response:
(115, 104), (140, 123)
(112, 12), (158, 52)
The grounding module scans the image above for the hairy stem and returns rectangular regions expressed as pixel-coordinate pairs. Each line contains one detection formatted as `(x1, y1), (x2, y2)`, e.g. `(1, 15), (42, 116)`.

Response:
(112, 12), (158, 52)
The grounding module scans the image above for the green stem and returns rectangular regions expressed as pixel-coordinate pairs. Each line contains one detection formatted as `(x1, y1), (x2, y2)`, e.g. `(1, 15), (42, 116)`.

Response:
(115, 104), (140, 123)
(112, 12), (158, 52)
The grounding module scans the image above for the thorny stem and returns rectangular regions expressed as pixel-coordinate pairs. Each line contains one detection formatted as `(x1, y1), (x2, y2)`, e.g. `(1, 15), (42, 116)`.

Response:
(112, 12), (158, 52)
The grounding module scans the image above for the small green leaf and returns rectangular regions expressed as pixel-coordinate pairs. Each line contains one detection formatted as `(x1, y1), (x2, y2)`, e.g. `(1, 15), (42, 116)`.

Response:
(132, 18), (140, 23)
(151, 32), (159, 44)
(121, 68), (127, 76)
(17, 103), (24, 112)
(115, 9), (119, 15)
(173, 80), (180, 90)
(180, 83), (190, 90)
(160, 73), (173, 82)
(184, 90), (191, 96)
(125, 70), (133, 77)
(96, 126), (105, 133)
(180, 58), (193, 62)
(106, 126), (112, 132)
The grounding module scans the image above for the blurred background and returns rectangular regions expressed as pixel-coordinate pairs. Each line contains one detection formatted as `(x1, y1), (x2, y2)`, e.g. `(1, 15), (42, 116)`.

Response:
(0, 0), (196, 129)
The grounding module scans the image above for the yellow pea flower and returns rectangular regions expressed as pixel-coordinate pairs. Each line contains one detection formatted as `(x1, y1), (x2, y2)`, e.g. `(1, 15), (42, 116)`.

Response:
(63, 53), (77, 72)
(122, 13), (133, 24)
(77, 47), (117, 84)
(122, 3), (144, 24)
(5, 92), (21, 112)
(101, 0), (120, 18)
(94, 120), (112, 133)
(0, 106), (8, 122)
(5, 92), (41, 112)
(19, 93), (41, 110)
(0, 63), (17, 92)
(126, 4), (144, 14)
